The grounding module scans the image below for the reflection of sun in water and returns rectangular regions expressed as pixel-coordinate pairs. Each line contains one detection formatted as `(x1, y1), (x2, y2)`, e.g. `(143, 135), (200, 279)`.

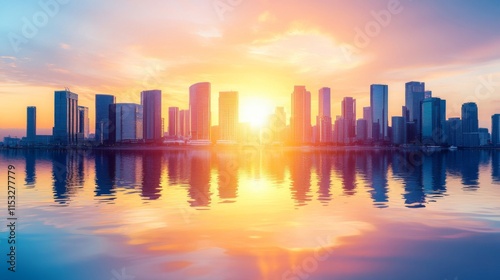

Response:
(240, 97), (274, 128)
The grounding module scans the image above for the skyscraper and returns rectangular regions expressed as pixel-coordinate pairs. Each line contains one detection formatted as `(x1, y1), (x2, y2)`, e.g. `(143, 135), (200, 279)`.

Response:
(341, 97), (356, 144)
(168, 107), (180, 138)
(446, 118), (462, 147)
(405, 81), (425, 141)
(421, 97), (446, 145)
(78, 106), (89, 140)
(363, 107), (372, 139)
(290, 86), (311, 144)
(219, 91), (239, 142)
(27, 106), (36, 142)
(317, 87), (332, 143)
(190, 82), (211, 141)
(95, 94), (115, 144)
(391, 116), (405, 145)
(179, 109), (190, 139)
(370, 84), (388, 141)
(492, 114), (500, 146)
(53, 89), (79, 145)
(109, 103), (143, 143)
(141, 90), (162, 142)
(462, 102), (479, 147)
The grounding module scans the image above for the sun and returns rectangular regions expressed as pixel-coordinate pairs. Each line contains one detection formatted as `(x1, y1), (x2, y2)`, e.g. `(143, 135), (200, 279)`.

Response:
(240, 97), (274, 128)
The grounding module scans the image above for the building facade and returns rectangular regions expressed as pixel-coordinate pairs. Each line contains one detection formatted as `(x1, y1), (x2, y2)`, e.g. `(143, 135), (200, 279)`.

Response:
(109, 103), (144, 143)
(370, 84), (388, 141)
(219, 91), (239, 142)
(53, 90), (79, 145)
(141, 90), (162, 142)
(189, 82), (211, 141)
(95, 94), (116, 144)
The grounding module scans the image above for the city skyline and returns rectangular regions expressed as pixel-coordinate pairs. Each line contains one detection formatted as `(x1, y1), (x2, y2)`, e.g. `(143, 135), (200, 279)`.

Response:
(1, 1), (500, 138)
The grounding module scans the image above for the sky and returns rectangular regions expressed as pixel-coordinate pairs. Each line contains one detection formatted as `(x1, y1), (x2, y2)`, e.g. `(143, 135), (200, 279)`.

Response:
(1, 0), (500, 138)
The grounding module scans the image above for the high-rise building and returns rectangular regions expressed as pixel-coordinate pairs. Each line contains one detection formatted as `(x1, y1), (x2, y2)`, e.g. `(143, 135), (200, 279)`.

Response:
(317, 87), (332, 143)
(179, 109), (190, 139)
(27, 106), (36, 142)
(109, 103), (143, 143)
(462, 102), (479, 147)
(168, 107), (180, 138)
(421, 97), (446, 145)
(141, 90), (162, 142)
(190, 82), (211, 141)
(95, 94), (115, 144)
(342, 97), (356, 144)
(492, 114), (500, 146)
(363, 107), (372, 139)
(405, 81), (426, 141)
(53, 89), (79, 145)
(370, 84), (388, 141)
(356, 119), (368, 142)
(446, 118), (462, 147)
(478, 128), (490, 146)
(219, 91), (239, 142)
(391, 116), (405, 145)
(290, 86), (311, 144)
(78, 106), (90, 140)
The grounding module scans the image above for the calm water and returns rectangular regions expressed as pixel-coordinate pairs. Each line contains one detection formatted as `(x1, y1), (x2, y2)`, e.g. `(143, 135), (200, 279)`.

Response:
(1, 148), (500, 280)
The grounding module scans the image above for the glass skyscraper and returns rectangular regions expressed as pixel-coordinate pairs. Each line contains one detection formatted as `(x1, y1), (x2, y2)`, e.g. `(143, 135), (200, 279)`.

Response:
(27, 106), (36, 142)
(405, 81), (425, 142)
(341, 97), (356, 144)
(291, 86), (312, 144)
(78, 106), (89, 140)
(189, 82), (211, 141)
(218, 91), (239, 142)
(53, 89), (79, 145)
(421, 97), (446, 145)
(317, 87), (332, 143)
(109, 103), (144, 143)
(462, 102), (479, 147)
(492, 114), (500, 146)
(95, 94), (115, 144)
(141, 90), (162, 142)
(370, 84), (388, 141)
(168, 107), (180, 138)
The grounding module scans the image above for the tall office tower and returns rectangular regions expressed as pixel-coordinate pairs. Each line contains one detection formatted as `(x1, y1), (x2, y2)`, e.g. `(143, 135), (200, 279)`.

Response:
(219, 91), (239, 142)
(356, 119), (368, 142)
(78, 106), (90, 139)
(141, 90), (162, 142)
(109, 103), (143, 143)
(492, 114), (500, 146)
(341, 97), (356, 144)
(391, 116), (405, 145)
(363, 107), (372, 139)
(53, 89), (79, 145)
(27, 106), (36, 142)
(446, 118), (462, 147)
(370, 84), (388, 141)
(290, 86), (311, 144)
(462, 102), (479, 147)
(405, 81), (426, 141)
(333, 116), (344, 144)
(189, 82), (211, 141)
(478, 128), (490, 146)
(95, 94), (116, 144)
(179, 109), (190, 139)
(168, 107), (180, 138)
(425, 91), (432, 99)
(421, 97), (446, 145)
(317, 87), (332, 143)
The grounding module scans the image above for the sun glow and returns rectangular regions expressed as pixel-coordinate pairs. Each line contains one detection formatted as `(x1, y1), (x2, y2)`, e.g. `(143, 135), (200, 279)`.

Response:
(239, 97), (274, 128)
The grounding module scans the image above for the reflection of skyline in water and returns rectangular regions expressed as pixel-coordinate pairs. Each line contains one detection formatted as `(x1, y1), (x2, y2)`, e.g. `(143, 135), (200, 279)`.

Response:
(2, 149), (500, 208)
